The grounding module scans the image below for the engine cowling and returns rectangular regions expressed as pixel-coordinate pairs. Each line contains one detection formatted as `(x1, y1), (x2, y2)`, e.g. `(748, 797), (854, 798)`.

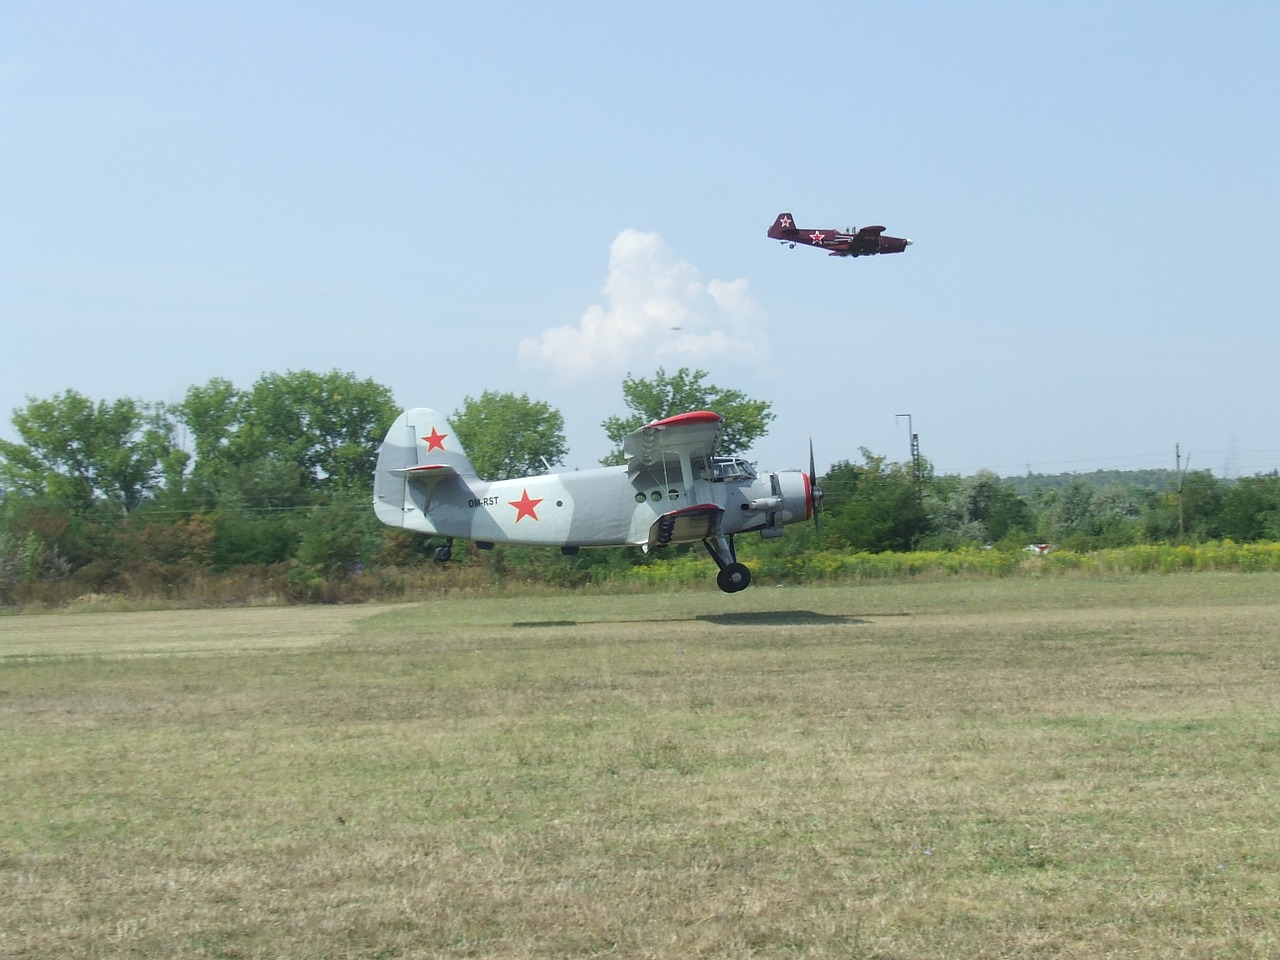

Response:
(739, 470), (818, 537)
(747, 471), (814, 529)
(772, 469), (814, 525)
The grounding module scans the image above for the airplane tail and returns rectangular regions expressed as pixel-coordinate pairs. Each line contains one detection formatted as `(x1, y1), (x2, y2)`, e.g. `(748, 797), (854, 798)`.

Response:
(373, 408), (478, 528)
(767, 212), (796, 238)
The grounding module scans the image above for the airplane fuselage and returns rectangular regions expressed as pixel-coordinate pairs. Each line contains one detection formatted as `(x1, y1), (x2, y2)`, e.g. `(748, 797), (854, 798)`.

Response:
(767, 212), (911, 257)
(377, 461), (810, 549)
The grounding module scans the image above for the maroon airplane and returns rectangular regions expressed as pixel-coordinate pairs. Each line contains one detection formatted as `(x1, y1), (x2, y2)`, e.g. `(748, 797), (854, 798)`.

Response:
(768, 212), (912, 257)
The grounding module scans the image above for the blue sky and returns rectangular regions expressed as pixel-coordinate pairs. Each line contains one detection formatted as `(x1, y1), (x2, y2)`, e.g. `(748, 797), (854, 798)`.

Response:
(4, 3), (1278, 478)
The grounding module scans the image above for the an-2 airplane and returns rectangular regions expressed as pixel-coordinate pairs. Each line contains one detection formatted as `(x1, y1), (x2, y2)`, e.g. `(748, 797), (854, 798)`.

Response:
(768, 212), (912, 257)
(373, 408), (822, 593)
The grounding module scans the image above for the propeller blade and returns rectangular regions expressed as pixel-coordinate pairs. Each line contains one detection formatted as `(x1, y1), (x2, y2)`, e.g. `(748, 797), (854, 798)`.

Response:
(809, 438), (824, 542)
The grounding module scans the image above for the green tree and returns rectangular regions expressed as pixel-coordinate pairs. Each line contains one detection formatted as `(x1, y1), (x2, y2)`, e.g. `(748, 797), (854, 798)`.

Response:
(1051, 477), (1096, 539)
(0, 390), (183, 511)
(168, 371), (397, 570)
(0, 527), (72, 601)
(294, 497), (383, 572)
(821, 450), (930, 552)
(234, 370), (398, 493)
(175, 371), (398, 499)
(1141, 470), (1224, 544)
(175, 378), (247, 489)
(450, 391), (567, 480)
(1219, 473), (1280, 541)
(600, 367), (774, 465)
(1180, 470), (1224, 541)
(927, 470), (1033, 547)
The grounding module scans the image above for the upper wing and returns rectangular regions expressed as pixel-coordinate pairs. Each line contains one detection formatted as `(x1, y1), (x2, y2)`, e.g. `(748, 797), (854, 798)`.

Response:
(624, 410), (723, 479)
(854, 225), (886, 239)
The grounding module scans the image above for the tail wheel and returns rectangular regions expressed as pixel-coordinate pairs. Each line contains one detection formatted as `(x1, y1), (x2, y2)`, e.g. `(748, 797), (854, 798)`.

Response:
(717, 563), (751, 594)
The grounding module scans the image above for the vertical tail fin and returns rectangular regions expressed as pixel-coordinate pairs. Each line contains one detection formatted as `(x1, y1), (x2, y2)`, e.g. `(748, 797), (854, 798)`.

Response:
(373, 408), (477, 527)
(767, 212), (796, 238)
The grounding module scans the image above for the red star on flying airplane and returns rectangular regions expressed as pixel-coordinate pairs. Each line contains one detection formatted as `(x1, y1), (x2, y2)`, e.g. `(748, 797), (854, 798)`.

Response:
(422, 428), (448, 452)
(509, 488), (543, 522)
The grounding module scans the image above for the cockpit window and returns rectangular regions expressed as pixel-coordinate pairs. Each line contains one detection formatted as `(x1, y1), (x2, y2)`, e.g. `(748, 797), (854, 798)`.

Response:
(708, 457), (757, 482)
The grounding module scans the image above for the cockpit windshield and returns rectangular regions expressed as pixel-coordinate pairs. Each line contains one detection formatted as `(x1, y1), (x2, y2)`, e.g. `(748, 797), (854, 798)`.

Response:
(708, 456), (757, 482)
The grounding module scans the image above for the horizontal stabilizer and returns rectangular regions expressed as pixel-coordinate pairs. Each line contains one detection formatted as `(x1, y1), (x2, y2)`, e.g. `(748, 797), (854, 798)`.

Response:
(392, 463), (460, 482)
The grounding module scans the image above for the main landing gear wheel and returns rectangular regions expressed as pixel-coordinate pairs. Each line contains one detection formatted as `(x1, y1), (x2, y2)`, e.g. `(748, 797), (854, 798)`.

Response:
(716, 562), (751, 594)
(704, 535), (751, 593)
(434, 539), (454, 563)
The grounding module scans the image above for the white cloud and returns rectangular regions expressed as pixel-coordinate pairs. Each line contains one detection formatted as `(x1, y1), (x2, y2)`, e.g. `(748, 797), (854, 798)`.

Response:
(519, 230), (769, 381)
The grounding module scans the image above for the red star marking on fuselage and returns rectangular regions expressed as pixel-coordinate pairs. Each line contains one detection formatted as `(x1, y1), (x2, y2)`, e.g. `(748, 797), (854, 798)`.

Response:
(809, 231), (826, 244)
(509, 488), (543, 522)
(422, 427), (448, 452)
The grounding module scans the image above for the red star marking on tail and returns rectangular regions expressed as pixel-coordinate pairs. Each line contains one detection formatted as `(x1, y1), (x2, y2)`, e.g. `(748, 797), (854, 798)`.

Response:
(422, 427), (447, 452)
(509, 488), (543, 522)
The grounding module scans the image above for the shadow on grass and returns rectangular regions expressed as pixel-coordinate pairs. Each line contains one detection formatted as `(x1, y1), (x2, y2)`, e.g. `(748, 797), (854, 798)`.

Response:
(697, 611), (870, 627)
(512, 611), (871, 628)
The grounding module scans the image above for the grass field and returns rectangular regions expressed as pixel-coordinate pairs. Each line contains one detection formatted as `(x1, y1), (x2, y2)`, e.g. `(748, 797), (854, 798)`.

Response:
(3, 575), (1279, 958)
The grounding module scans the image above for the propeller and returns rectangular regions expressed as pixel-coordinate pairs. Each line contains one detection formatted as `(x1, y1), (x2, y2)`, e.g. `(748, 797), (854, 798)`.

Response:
(809, 438), (824, 543)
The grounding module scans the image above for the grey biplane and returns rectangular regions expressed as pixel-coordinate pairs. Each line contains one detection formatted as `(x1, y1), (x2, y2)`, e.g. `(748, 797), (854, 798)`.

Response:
(373, 408), (822, 593)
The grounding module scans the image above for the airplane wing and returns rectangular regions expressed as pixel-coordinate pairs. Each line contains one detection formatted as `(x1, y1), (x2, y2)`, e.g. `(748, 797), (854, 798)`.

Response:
(647, 503), (724, 549)
(624, 411), (723, 479)
(825, 225), (894, 257)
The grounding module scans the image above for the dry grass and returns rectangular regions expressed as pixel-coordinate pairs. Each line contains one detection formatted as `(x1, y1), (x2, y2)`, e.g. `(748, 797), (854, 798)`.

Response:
(3, 574), (1278, 958)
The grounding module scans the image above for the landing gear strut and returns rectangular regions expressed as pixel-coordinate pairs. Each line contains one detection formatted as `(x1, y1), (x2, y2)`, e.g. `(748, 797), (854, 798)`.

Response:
(704, 534), (751, 593)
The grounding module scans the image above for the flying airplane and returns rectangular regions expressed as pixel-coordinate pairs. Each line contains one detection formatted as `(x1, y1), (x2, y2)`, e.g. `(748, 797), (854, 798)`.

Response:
(768, 212), (912, 257)
(373, 408), (822, 593)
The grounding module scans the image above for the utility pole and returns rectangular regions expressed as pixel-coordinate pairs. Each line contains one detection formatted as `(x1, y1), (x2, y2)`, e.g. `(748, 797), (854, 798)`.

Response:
(1175, 443), (1185, 540)
(896, 413), (921, 482)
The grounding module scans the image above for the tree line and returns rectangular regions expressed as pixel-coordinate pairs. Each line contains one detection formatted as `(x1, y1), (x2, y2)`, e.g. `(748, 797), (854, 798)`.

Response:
(820, 451), (1280, 553)
(2, 366), (1277, 605)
